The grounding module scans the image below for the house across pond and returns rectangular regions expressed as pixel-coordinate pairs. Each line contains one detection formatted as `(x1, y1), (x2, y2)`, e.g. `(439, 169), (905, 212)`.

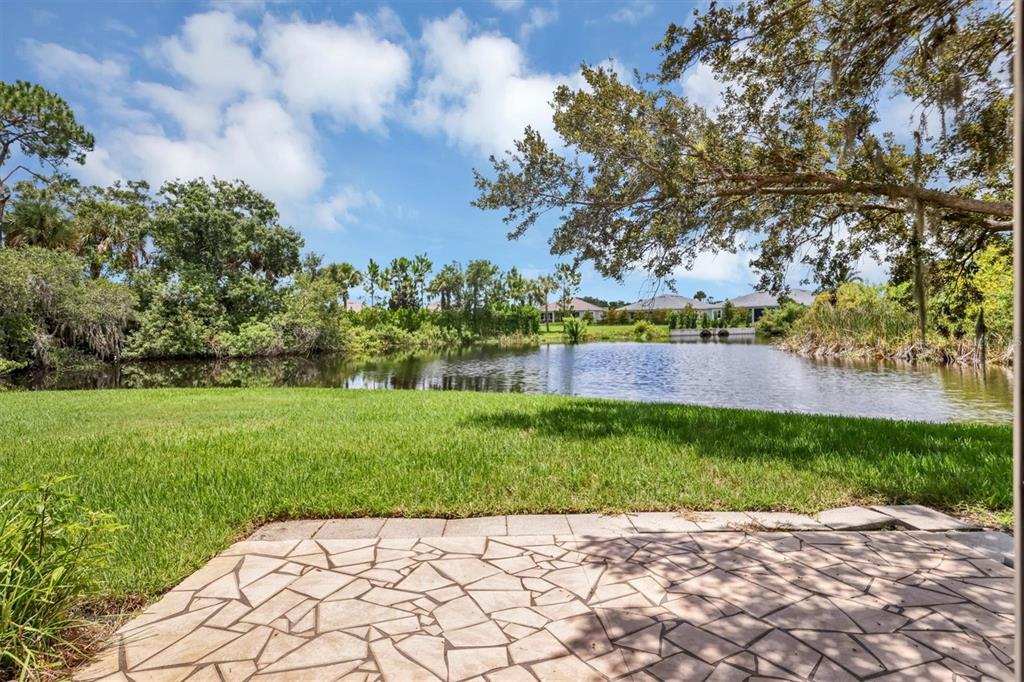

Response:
(615, 289), (818, 322)
(537, 297), (607, 323)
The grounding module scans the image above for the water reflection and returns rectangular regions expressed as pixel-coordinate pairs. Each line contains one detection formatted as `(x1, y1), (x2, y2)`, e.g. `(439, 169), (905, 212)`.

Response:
(3, 339), (1011, 424)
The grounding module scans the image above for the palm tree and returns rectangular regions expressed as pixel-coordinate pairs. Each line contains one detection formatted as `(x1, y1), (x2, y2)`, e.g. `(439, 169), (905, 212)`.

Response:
(429, 262), (464, 310)
(366, 259), (382, 307)
(412, 253), (433, 306)
(464, 259), (499, 317)
(535, 275), (558, 332)
(324, 262), (363, 310)
(505, 267), (528, 306)
(6, 199), (76, 250)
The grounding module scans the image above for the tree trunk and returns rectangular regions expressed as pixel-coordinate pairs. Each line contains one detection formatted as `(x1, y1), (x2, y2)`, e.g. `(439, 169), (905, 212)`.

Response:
(912, 198), (928, 347)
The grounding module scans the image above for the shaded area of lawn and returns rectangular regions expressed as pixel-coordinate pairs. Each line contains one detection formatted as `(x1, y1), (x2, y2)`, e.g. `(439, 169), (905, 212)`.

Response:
(0, 388), (1009, 596)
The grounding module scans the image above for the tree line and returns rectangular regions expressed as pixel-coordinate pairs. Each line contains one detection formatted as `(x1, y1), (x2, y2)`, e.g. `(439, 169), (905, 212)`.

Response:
(0, 81), (592, 370)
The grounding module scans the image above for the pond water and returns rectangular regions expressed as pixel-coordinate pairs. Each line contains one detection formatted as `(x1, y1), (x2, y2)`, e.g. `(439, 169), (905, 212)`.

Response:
(5, 338), (1011, 424)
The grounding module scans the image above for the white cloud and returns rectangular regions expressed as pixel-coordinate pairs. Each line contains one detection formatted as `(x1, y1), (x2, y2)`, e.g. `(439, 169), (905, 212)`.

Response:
(150, 11), (272, 99)
(312, 187), (382, 230)
(262, 16), (411, 130)
(117, 97), (323, 201)
(409, 11), (573, 156)
(680, 61), (725, 111)
(134, 81), (221, 136)
(20, 40), (126, 85)
(610, 1), (654, 24)
(680, 248), (753, 283)
(77, 147), (124, 187)
(21, 9), (417, 218)
(519, 6), (558, 42)
(491, 0), (525, 11)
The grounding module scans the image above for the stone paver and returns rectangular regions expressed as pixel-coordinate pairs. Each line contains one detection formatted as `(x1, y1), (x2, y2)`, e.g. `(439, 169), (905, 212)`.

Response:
(745, 512), (826, 530)
(815, 506), (895, 531)
(249, 506), (982, 543)
(78, 520), (1014, 681)
(871, 505), (975, 531)
(315, 518), (387, 539)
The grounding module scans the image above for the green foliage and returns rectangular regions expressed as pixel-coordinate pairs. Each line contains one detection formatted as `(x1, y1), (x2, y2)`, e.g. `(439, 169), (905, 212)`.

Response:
(967, 243), (1013, 348)
(0, 358), (26, 376)
(0, 247), (136, 366)
(632, 319), (655, 340)
(0, 81), (95, 234)
(756, 301), (808, 337)
(788, 283), (916, 354)
(474, 1), (1010, 292)
(562, 315), (588, 344)
(0, 477), (119, 680)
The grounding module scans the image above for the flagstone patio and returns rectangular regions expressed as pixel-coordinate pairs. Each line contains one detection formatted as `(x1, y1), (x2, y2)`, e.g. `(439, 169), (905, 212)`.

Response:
(78, 508), (1013, 681)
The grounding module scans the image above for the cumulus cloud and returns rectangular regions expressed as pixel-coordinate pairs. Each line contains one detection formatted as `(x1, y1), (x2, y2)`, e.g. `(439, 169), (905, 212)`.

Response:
(518, 6), (558, 42)
(312, 187), (382, 230)
(149, 11), (272, 99)
(21, 9), (418, 220)
(609, 1), (654, 24)
(262, 16), (410, 130)
(409, 11), (574, 156)
(680, 61), (726, 112)
(20, 40), (127, 85)
(116, 97), (324, 201)
(490, 0), (525, 11)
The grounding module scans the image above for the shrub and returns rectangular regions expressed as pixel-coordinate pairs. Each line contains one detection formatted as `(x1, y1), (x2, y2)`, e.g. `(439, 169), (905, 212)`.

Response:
(0, 478), (119, 679)
(632, 319), (654, 340)
(563, 316), (588, 344)
(788, 283), (915, 352)
(0, 247), (136, 366)
(214, 321), (283, 357)
(756, 301), (807, 337)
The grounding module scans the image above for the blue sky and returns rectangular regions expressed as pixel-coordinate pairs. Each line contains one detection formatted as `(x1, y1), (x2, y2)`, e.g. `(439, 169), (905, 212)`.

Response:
(4, 0), (833, 302)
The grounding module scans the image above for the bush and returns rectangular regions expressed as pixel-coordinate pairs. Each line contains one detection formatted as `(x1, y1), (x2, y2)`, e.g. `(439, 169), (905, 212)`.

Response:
(0, 247), (136, 366)
(756, 301), (807, 337)
(788, 283), (915, 352)
(563, 316), (588, 344)
(213, 321), (283, 357)
(632, 319), (655, 340)
(0, 478), (119, 679)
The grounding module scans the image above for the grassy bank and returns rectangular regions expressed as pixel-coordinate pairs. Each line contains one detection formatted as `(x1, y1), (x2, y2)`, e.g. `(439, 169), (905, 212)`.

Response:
(0, 388), (1010, 596)
(538, 322), (670, 343)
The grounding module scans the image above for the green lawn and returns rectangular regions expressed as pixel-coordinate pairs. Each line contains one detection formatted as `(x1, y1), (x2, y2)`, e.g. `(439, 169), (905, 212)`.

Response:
(0, 388), (1010, 597)
(538, 322), (670, 342)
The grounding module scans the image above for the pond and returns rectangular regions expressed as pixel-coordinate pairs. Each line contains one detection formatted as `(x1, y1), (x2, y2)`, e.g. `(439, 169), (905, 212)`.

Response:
(5, 338), (1011, 424)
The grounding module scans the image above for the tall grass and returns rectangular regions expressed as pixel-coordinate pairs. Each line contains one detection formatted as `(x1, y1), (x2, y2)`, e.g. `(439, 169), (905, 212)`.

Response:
(0, 478), (119, 680)
(562, 316), (588, 344)
(783, 283), (924, 359)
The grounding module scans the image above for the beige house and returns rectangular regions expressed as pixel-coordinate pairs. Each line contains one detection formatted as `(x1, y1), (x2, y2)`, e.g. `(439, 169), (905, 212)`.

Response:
(537, 297), (607, 323)
(617, 294), (723, 319)
(727, 289), (817, 322)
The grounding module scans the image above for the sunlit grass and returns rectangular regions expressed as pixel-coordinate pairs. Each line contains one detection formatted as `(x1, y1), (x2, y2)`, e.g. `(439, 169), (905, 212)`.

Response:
(538, 322), (669, 342)
(0, 388), (1009, 597)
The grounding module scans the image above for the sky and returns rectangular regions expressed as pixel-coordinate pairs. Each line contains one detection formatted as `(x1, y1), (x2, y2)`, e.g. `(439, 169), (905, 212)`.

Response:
(2, 0), (878, 303)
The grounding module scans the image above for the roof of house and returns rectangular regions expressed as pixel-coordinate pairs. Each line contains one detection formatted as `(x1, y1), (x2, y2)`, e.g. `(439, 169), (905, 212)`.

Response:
(345, 300), (365, 312)
(727, 288), (817, 308)
(537, 297), (607, 313)
(617, 294), (714, 311)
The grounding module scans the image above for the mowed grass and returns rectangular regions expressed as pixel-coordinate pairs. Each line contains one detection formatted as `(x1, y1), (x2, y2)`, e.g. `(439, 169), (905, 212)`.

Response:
(538, 323), (669, 343)
(0, 388), (1010, 596)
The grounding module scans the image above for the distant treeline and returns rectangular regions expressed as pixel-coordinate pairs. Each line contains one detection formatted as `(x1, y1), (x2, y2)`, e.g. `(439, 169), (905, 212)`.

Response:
(0, 176), (590, 370)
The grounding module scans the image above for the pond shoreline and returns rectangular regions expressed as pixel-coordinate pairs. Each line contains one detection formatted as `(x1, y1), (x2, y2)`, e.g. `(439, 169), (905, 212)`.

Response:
(2, 339), (1011, 424)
